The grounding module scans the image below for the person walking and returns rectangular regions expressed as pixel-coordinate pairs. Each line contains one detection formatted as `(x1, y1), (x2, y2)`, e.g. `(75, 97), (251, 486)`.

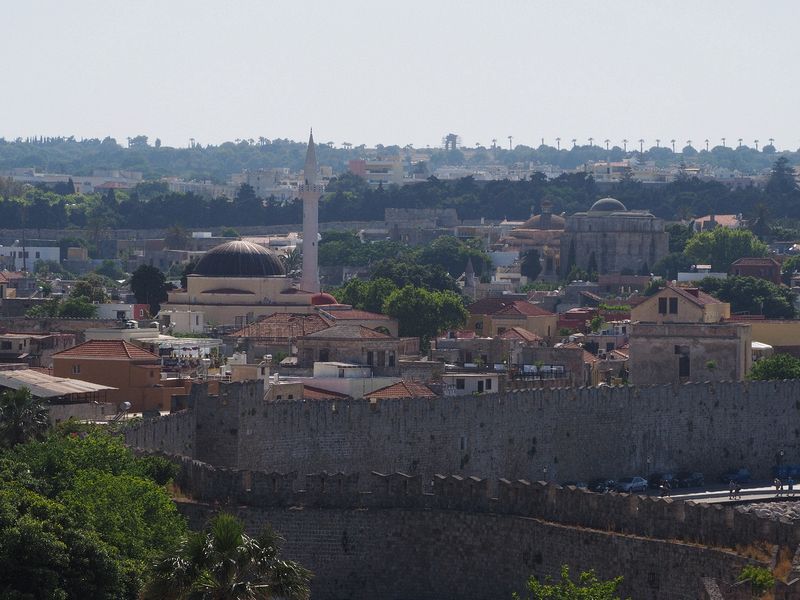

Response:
(775, 477), (783, 497)
(729, 480), (735, 499)
(735, 482), (742, 499)
(789, 477), (795, 497)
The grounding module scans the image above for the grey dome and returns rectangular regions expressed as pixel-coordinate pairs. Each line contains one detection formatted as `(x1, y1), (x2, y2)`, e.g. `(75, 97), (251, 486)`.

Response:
(589, 197), (627, 212)
(194, 241), (286, 277)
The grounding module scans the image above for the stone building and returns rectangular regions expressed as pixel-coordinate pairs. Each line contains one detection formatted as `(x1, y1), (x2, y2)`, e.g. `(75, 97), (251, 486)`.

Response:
(466, 297), (557, 341)
(163, 240), (338, 327)
(296, 325), (409, 376)
(730, 257), (781, 285)
(52, 339), (190, 412)
(497, 199), (565, 279)
(629, 284), (751, 384)
(628, 322), (751, 384)
(559, 197), (668, 276)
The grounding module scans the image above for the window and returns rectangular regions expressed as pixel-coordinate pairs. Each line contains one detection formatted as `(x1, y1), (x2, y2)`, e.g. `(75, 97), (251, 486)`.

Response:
(319, 349), (330, 362)
(0, 341), (10, 350)
(377, 350), (386, 367)
(388, 352), (395, 367)
(72, 364), (81, 374)
(475, 321), (483, 331)
(669, 297), (678, 314)
(366, 351), (374, 366)
(658, 298), (667, 314)
(486, 378), (492, 391)
(477, 380), (484, 393)
(456, 378), (465, 390)
(35, 251), (40, 259)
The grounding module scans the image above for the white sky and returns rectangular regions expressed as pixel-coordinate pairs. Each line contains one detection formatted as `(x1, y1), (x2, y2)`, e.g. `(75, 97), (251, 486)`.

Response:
(3, 0), (798, 150)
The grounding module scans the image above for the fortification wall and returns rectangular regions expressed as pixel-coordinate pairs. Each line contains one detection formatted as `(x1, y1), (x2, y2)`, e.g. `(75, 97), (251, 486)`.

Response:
(124, 409), (195, 456)
(165, 454), (800, 553)
(127, 380), (800, 484)
(180, 501), (756, 600)
(230, 380), (800, 483)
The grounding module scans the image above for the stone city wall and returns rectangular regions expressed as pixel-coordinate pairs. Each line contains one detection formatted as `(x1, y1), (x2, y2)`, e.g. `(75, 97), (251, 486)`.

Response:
(163, 454), (800, 553)
(127, 380), (800, 484)
(168, 455), (778, 600)
(124, 409), (195, 456)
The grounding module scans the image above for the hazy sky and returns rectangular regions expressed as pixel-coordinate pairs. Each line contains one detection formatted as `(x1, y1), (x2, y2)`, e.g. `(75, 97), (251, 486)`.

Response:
(3, 1), (798, 150)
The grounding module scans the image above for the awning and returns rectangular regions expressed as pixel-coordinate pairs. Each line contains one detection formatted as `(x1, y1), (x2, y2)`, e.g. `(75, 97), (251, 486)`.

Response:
(0, 369), (116, 398)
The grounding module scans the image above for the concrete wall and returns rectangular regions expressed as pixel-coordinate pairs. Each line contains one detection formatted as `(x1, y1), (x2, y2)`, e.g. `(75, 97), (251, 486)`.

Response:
(128, 380), (800, 484)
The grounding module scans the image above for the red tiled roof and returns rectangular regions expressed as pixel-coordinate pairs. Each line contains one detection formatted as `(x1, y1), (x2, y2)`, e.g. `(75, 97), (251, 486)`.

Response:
(731, 257), (781, 267)
(302, 385), (351, 400)
(694, 214), (741, 228)
(321, 308), (392, 321)
(468, 297), (553, 317)
(366, 381), (437, 399)
(665, 284), (724, 307)
(302, 325), (393, 340)
(53, 339), (159, 361)
(497, 327), (543, 343)
(230, 313), (331, 339)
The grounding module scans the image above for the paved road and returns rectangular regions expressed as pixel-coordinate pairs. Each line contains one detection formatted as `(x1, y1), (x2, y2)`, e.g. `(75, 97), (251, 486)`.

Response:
(658, 483), (800, 504)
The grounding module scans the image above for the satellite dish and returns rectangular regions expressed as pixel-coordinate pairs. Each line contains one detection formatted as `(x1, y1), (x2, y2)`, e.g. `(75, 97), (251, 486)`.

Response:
(120, 401), (132, 411)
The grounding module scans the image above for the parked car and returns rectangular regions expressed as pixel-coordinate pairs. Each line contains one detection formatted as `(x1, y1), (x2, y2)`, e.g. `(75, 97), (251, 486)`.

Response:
(675, 471), (704, 488)
(615, 476), (648, 493)
(588, 478), (616, 493)
(720, 468), (751, 484)
(647, 472), (678, 489)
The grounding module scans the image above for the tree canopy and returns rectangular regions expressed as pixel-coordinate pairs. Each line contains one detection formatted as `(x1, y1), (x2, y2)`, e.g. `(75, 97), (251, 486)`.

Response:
(0, 425), (186, 599)
(684, 227), (768, 272)
(749, 354), (800, 381)
(514, 565), (629, 600)
(698, 275), (796, 319)
(130, 264), (170, 315)
(383, 285), (467, 345)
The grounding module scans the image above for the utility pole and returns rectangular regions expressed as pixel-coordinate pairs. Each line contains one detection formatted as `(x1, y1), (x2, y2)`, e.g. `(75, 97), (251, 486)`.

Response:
(508, 135), (513, 150)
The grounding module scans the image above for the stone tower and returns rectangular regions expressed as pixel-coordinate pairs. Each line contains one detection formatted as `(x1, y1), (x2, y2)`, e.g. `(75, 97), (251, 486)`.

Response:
(300, 130), (321, 292)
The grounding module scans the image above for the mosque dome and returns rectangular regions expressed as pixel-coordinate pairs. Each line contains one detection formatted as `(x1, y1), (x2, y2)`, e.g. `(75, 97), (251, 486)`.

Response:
(518, 213), (566, 230)
(589, 197), (627, 212)
(311, 292), (337, 306)
(193, 240), (286, 278)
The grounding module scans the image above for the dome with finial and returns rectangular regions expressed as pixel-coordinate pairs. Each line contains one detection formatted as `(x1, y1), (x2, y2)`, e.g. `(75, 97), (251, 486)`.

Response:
(589, 197), (627, 213)
(193, 240), (286, 278)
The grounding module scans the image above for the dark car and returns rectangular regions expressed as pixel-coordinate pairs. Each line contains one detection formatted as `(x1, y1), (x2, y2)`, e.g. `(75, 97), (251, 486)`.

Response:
(675, 471), (704, 488)
(721, 468), (751, 484)
(588, 478), (616, 493)
(647, 472), (678, 489)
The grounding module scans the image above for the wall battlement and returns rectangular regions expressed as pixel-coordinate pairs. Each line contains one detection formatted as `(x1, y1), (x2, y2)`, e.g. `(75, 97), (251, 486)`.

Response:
(127, 379), (800, 485)
(161, 452), (800, 555)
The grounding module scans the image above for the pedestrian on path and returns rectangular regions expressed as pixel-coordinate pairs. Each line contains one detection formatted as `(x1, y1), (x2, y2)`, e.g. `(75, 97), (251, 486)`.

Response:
(789, 477), (795, 497)
(775, 478), (783, 496)
(735, 482), (742, 499)
(729, 480), (735, 499)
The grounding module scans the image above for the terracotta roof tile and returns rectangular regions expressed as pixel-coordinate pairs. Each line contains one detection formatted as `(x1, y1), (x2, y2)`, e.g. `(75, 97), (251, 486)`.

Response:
(320, 308), (392, 321)
(230, 313), (331, 339)
(665, 284), (724, 307)
(53, 340), (159, 361)
(468, 298), (553, 317)
(366, 381), (437, 399)
(302, 385), (351, 400)
(497, 327), (543, 343)
(302, 325), (393, 340)
(731, 257), (781, 267)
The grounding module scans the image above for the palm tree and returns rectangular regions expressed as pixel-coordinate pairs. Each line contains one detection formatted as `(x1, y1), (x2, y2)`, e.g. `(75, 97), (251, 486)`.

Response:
(0, 387), (49, 448)
(143, 513), (311, 600)
(281, 247), (302, 278)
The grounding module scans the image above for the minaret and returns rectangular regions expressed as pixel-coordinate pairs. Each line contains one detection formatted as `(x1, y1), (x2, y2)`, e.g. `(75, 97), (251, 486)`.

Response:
(300, 130), (321, 292)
